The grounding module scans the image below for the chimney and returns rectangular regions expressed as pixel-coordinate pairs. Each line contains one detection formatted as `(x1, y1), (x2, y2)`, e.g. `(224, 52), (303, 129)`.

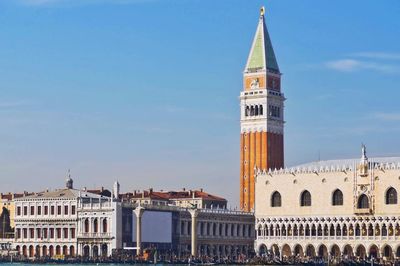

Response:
(200, 188), (203, 192)
(183, 188), (186, 192)
(149, 188), (153, 194)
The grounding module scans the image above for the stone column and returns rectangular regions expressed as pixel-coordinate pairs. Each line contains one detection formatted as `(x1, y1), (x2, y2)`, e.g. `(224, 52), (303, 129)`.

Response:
(134, 206), (145, 256)
(189, 209), (198, 257)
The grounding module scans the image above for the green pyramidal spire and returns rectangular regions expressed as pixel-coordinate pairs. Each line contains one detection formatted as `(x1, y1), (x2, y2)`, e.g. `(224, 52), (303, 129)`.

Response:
(245, 7), (280, 73)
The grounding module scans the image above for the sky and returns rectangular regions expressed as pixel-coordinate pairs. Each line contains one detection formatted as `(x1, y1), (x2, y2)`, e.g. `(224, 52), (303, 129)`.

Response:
(0, 0), (399, 207)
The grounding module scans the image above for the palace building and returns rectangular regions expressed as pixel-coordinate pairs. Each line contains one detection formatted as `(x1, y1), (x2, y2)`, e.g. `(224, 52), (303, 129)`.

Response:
(240, 7), (285, 212)
(254, 146), (400, 261)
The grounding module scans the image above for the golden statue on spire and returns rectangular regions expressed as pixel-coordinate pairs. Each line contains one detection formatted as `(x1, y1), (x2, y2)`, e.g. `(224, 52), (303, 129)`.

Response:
(260, 6), (265, 16)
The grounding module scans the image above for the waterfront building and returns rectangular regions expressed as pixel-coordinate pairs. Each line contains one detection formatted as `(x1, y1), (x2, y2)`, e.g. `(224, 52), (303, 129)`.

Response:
(254, 146), (400, 261)
(122, 188), (227, 209)
(123, 203), (255, 258)
(240, 7), (285, 212)
(13, 174), (121, 258)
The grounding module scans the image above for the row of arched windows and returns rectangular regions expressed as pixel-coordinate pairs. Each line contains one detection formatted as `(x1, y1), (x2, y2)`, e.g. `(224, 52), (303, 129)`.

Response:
(270, 187), (398, 208)
(245, 105), (263, 117)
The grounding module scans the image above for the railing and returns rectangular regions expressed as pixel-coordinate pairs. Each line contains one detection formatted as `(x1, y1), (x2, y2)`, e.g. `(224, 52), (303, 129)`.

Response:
(77, 232), (111, 238)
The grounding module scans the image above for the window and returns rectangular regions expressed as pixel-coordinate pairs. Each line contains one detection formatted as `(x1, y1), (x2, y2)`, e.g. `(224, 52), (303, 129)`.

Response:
(23, 206), (28, 216)
(332, 189), (343, 206)
(50, 228), (54, 239)
(71, 206), (76, 215)
(23, 228), (27, 239)
(300, 190), (311, 206)
(386, 187), (397, 205)
(271, 191), (282, 207)
(70, 228), (75, 238)
(64, 206), (69, 215)
(37, 206), (41, 215)
(357, 194), (369, 209)
(30, 206), (34, 215)
(63, 228), (68, 238)
(16, 228), (21, 239)
(17, 207), (21, 216)
(29, 228), (34, 238)
(44, 206), (48, 215)
(50, 206), (55, 215)
(57, 206), (61, 215)
(56, 228), (61, 239)
(36, 228), (41, 239)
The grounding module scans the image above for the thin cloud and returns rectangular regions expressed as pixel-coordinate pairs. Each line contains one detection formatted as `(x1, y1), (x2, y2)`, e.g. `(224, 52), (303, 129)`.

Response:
(351, 52), (400, 61)
(325, 59), (400, 74)
(371, 112), (400, 121)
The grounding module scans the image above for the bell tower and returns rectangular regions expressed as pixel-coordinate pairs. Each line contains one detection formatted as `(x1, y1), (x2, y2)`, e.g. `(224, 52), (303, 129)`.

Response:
(240, 7), (285, 212)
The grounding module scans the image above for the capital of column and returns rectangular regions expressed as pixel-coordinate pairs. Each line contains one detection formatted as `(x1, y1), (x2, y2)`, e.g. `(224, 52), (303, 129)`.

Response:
(134, 206), (145, 218)
(189, 209), (199, 219)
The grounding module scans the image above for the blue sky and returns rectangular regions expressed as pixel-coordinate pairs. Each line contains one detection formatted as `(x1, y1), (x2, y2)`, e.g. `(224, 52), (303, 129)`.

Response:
(0, 0), (399, 206)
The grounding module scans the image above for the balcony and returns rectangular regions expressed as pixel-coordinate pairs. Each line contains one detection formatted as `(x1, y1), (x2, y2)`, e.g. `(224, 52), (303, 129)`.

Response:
(77, 232), (111, 238)
(354, 208), (371, 215)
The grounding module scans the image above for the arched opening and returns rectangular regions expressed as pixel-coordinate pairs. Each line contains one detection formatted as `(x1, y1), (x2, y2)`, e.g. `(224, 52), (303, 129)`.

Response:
(336, 224), (341, 236)
(343, 245), (353, 257)
(29, 245), (34, 257)
(368, 223), (374, 236)
(293, 224), (298, 236)
(331, 244), (340, 258)
(84, 218), (89, 233)
(35, 245), (40, 257)
(311, 224), (316, 236)
(299, 224), (304, 236)
(386, 187), (397, 204)
(332, 189), (343, 205)
(258, 244), (267, 256)
(16, 245), (20, 255)
(305, 224), (310, 236)
(69, 246), (75, 257)
(382, 245), (393, 260)
(83, 246), (90, 257)
(355, 224), (361, 236)
(22, 245), (27, 257)
(357, 194), (369, 209)
(342, 224), (348, 235)
(103, 218), (108, 233)
(329, 224), (335, 236)
(318, 245), (328, 259)
(271, 191), (281, 207)
(294, 244), (304, 257)
(282, 244), (291, 258)
(255, 105), (259, 116)
(63, 245), (68, 256)
(317, 224), (322, 236)
(271, 244), (280, 257)
(382, 224), (388, 236)
(396, 246), (400, 258)
(93, 218), (98, 233)
(245, 106), (249, 117)
(259, 105), (263, 115)
(361, 223), (368, 236)
(356, 245), (366, 259)
(250, 106), (254, 116)
(101, 244), (108, 257)
(305, 245), (316, 257)
(42, 246), (47, 257)
(369, 244), (378, 259)
(55, 245), (61, 255)
(93, 245), (99, 257)
(49, 246), (54, 257)
(300, 190), (311, 206)
(257, 225), (262, 237)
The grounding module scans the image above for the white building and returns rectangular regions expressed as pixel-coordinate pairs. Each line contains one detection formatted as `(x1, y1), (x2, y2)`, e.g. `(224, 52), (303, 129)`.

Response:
(13, 175), (121, 258)
(254, 146), (400, 261)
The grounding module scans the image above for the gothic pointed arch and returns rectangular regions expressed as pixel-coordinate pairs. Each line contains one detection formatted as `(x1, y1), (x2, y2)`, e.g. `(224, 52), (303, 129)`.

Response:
(357, 194), (369, 209)
(386, 187), (397, 205)
(332, 189), (343, 206)
(300, 190), (311, 206)
(271, 191), (281, 207)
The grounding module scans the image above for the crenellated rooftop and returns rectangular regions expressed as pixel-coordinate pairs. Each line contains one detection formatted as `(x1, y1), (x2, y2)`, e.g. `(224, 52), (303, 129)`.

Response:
(256, 157), (400, 176)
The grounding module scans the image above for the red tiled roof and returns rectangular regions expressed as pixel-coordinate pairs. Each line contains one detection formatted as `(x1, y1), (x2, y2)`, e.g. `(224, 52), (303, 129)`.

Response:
(121, 189), (226, 202)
